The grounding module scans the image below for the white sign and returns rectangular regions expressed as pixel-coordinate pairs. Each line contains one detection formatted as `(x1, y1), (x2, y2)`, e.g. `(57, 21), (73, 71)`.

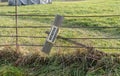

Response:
(47, 25), (59, 43)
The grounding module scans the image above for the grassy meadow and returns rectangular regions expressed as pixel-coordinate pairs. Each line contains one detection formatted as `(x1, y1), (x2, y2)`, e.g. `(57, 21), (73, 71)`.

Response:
(0, 0), (120, 75)
(0, 0), (120, 53)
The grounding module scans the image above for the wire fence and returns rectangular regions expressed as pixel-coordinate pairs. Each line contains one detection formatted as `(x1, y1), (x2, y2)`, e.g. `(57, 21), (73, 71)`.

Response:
(0, 2), (120, 53)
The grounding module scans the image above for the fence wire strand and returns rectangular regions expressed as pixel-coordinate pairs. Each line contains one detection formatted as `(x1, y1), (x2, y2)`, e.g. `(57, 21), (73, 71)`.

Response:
(1, 14), (120, 17)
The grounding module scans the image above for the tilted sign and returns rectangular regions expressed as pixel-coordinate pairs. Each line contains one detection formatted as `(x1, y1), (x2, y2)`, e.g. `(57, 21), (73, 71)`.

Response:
(47, 25), (59, 43)
(42, 15), (64, 54)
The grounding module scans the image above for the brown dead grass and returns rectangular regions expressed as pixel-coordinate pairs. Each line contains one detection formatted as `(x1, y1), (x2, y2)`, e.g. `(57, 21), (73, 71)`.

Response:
(0, 46), (120, 72)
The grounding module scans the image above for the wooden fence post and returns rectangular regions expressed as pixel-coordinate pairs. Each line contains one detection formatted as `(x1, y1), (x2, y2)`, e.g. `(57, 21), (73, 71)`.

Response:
(42, 15), (64, 54)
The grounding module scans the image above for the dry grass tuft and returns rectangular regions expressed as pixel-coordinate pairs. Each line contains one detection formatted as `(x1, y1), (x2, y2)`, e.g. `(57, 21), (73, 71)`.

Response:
(0, 46), (120, 75)
(0, 46), (21, 64)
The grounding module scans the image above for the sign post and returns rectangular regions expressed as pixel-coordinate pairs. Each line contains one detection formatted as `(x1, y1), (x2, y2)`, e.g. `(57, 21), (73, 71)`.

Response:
(42, 15), (64, 54)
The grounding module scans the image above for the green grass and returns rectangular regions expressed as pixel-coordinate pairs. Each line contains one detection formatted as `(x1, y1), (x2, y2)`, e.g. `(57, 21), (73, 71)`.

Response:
(0, 65), (26, 76)
(0, 47), (120, 76)
(0, 0), (120, 53)
(0, 0), (120, 75)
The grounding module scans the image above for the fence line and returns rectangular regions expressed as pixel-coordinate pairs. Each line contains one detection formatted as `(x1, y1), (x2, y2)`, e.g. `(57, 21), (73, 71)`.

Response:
(0, 26), (120, 28)
(0, 5), (120, 50)
(0, 14), (120, 17)
(0, 35), (120, 39)
(15, 2), (19, 52)
(0, 44), (120, 49)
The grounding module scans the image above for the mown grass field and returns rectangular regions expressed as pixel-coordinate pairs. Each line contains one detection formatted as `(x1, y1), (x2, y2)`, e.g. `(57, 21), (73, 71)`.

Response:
(0, 0), (120, 53)
(0, 0), (120, 76)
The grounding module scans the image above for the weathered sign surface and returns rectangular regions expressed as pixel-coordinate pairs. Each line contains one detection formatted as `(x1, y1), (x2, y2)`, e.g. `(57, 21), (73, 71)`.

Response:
(42, 15), (64, 54)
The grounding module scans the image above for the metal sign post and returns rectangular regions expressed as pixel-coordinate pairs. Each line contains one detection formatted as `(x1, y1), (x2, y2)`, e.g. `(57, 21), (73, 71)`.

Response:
(42, 15), (64, 54)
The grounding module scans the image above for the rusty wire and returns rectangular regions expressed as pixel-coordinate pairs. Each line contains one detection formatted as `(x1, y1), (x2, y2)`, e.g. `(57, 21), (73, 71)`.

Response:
(0, 26), (120, 28)
(0, 35), (120, 39)
(15, 0), (19, 52)
(0, 44), (120, 49)
(0, 14), (120, 17)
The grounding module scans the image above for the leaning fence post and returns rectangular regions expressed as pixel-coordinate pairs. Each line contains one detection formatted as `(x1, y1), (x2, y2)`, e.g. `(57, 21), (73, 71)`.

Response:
(42, 15), (64, 54)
